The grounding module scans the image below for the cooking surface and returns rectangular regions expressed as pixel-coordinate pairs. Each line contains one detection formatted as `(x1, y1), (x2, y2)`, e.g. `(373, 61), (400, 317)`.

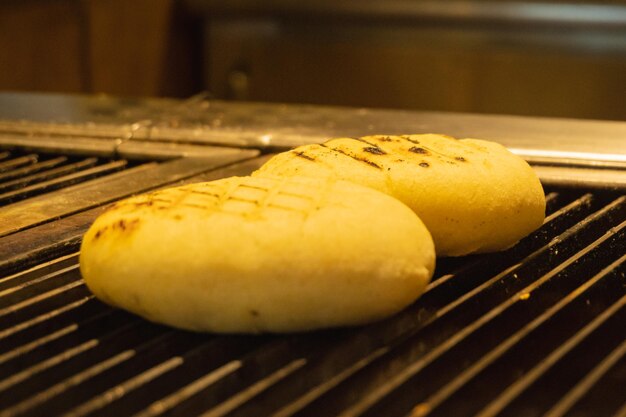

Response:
(0, 93), (625, 416)
(1, 181), (624, 417)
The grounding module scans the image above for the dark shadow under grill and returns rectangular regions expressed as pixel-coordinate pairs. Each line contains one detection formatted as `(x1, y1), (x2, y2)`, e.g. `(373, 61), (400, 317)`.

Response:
(0, 184), (624, 417)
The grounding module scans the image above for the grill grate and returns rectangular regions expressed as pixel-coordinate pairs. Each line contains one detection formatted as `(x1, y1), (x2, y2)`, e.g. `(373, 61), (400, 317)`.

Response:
(0, 150), (147, 206)
(0, 187), (624, 417)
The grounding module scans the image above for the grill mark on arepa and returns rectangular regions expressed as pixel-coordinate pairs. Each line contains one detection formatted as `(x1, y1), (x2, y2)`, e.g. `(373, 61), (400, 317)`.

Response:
(418, 145), (466, 162)
(94, 180), (318, 237)
(408, 146), (429, 155)
(375, 136), (395, 142)
(363, 147), (386, 155)
(293, 151), (316, 162)
(397, 136), (468, 163)
(180, 202), (210, 210)
(324, 137), (388, 156)
(187, 189), (221, 199)
(342, 137), (388, 155)
(320, 143), (383, 170)
(216, 180), (318, 219)
(400, 135), (421, 145)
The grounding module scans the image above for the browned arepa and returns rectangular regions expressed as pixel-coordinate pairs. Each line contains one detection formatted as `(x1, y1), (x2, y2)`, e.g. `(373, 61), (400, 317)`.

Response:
(254, 134), (546, 256)
(80, 175), (435, 333)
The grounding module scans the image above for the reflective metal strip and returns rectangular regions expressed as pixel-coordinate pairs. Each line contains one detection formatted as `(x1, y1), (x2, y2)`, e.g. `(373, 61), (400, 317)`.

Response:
(133, 361), (243, 417)
(0, 159), (127, 205)
(0, 350), (136, 417)
(0, 280), (84, 320)
(62, 355), (184, 417)
(0, 252), (79, 285)
(0, 325), (78, 366)
(0, 156), (67, 183)
(0, 158), (97, 193)
(0, 155), (37, 173)
(0, 337), (97, 392)
(273, 347), (389, 417)
(0, 296), (92, 341)
(201, 359), (307, 417)
(0, 264), (78, 299)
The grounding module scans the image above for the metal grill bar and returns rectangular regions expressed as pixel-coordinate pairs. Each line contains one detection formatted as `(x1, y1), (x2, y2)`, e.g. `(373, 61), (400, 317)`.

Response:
(0, 156), (68, 183)
(0, 160), (128, 205)
(0, 327), (173, 417)
(0, 158), (98, 194)
(75, 337), (268, 417)
(0, 155), (38, 174)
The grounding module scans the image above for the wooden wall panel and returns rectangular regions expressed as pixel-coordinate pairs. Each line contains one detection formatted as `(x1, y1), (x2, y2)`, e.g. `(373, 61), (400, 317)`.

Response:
(0, 0), (86, 93)
(86, 0), (174, 96)
(0, 0), (199, 97)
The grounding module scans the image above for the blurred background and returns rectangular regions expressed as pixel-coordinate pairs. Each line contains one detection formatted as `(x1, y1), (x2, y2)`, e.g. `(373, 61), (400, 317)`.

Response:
(1, 0), (625, 120)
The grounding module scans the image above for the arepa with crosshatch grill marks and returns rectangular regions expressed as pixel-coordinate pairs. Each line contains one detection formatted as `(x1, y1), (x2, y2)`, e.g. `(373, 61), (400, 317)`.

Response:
(254, 134), (546, 256)
(79, 175), (435, 333)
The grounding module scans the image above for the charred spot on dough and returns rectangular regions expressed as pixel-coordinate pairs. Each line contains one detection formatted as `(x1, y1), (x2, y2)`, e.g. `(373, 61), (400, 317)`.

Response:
(408, 146), (429, 155)
(249, 309), (260, 317)
(349, 136), (385, 149)
(329, 147), (383, 170)
(228, 195), (261, 206)
(419, 162), (430, 168)
(293, 151), (316, 162)
(129, 200), (154, 208)
(356, 157), (383, 170)
(112, 218), (140, 233)
(401, 135), (420, 145)
(377, 136), (394, 142)
(455, 156), (467, 162)
(362, 146), (386, 155)
(93, 227), (107, 240)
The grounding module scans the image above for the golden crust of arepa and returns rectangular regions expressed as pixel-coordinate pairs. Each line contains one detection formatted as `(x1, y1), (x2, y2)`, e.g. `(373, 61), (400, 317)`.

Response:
(80, 175), (435, 333)
(254, 134), (546, 256)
